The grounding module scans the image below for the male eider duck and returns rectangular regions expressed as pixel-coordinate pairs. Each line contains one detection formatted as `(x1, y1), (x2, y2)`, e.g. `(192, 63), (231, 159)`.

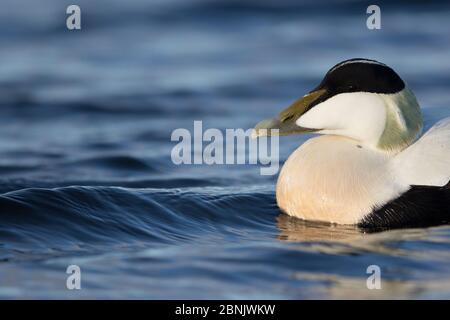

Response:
(253, 58), (450, 229)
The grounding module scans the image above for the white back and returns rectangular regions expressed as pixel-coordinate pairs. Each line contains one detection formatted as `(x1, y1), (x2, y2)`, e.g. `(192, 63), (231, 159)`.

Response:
(393, 117), (450, 187)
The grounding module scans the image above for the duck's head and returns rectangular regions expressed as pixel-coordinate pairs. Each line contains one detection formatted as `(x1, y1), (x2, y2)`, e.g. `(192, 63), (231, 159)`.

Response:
(253, 58), (423, 152)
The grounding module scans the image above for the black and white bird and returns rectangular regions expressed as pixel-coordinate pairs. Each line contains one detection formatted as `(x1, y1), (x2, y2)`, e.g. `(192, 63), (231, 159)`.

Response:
(253, 58), (450, 229)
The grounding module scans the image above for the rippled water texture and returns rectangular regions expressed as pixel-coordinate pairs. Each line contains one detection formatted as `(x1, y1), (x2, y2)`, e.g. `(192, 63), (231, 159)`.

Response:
(1, 0), (450, 299)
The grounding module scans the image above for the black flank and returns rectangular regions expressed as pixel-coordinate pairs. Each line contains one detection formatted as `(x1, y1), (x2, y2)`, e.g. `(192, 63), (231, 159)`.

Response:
(359, 182), (450, 230)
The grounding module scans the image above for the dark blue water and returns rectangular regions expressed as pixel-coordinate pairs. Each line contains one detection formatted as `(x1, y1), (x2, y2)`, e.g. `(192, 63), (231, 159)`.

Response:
(1, 0), (450, 299)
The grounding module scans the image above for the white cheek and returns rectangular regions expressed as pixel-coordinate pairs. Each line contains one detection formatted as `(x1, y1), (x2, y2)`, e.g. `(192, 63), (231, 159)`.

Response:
(296, 92), (387, 145)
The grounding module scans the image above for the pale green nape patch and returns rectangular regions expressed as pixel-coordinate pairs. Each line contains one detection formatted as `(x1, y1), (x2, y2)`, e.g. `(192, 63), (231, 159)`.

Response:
(377, 87), (423, 152)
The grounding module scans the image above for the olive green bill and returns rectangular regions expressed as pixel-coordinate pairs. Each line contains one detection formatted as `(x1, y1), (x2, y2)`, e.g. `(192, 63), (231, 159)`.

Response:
(252, 89), (326, 138)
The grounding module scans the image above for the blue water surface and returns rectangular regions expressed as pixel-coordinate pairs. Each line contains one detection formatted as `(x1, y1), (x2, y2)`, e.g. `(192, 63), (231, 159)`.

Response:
(1, 0), (450, 299)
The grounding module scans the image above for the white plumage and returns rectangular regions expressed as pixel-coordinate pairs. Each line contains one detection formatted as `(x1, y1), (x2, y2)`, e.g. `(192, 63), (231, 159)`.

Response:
(393, 117), (450, 187)
(253, 58), (450, 226)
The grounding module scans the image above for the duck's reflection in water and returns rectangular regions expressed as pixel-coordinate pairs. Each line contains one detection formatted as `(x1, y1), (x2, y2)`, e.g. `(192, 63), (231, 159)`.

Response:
(276, 213), (430, 246)
(275, 214), (441, 299)
(276, 212), (433, 256)
(276, 214), (364, 242)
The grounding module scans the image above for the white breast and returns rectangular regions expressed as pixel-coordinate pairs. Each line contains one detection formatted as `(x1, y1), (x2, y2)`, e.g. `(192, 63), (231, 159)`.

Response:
(276, 135), (408, 224)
